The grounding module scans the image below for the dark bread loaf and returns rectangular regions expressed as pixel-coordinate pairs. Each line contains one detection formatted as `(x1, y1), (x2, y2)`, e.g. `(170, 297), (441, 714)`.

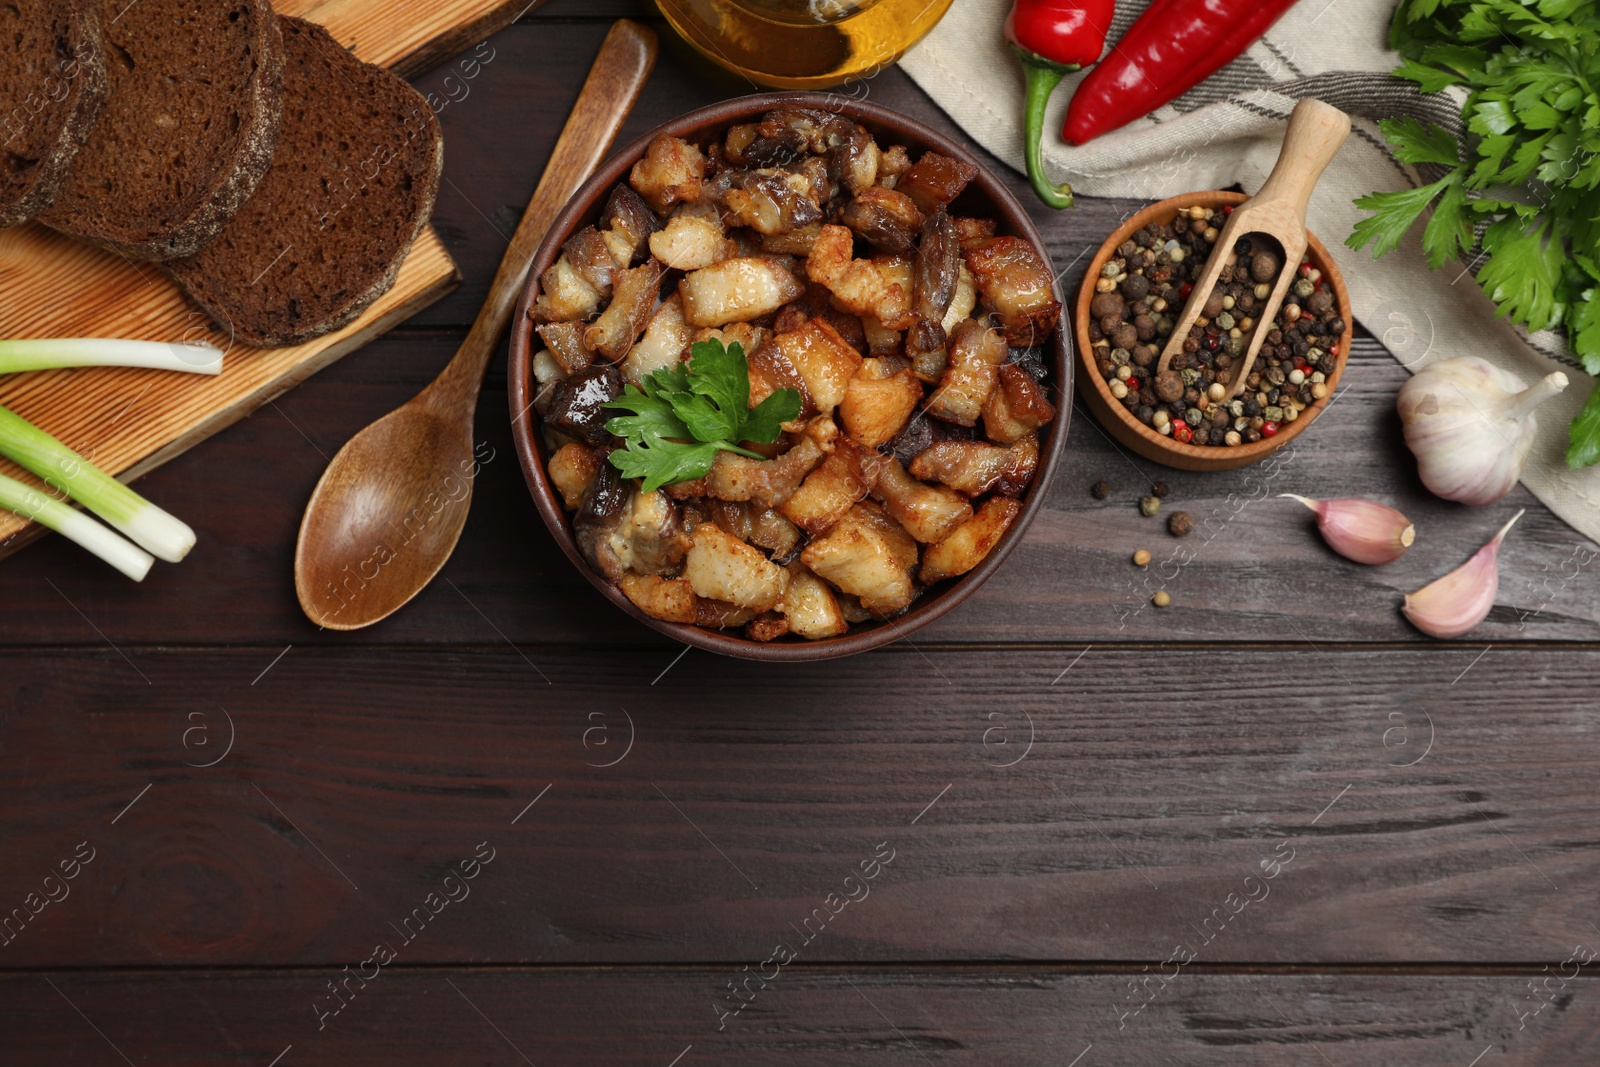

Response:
(38, 0), (283, 260)
(0, 0), (105, 228)
(166, 16), (444, 348)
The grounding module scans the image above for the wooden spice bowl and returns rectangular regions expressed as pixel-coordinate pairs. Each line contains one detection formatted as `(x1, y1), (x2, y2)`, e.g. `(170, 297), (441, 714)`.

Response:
(508, 92), (1071, 662)
(1074, 191), (1353, 471)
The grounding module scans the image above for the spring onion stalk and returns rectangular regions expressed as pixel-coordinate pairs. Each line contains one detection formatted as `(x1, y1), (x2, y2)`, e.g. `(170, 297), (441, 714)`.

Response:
(0, 338), (223, 376)
(0, 472), (153, 580)
(0, 404), (194, 562)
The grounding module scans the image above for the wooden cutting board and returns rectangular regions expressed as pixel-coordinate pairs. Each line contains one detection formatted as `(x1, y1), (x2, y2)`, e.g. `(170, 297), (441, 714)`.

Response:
(0, 0), (542, 559)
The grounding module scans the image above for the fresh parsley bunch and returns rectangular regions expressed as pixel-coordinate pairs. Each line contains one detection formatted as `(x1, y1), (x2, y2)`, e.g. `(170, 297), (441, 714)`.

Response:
(1348, 0), (1600, 466)
(603, 338), (801, 492)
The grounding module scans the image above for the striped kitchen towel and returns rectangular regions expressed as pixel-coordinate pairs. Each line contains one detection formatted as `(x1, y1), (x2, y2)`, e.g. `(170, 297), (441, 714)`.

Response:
(901, 0), (1600, 542)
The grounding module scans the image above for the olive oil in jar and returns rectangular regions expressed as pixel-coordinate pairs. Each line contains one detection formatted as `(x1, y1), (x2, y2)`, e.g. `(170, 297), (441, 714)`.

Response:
(655, 0), (955, 89)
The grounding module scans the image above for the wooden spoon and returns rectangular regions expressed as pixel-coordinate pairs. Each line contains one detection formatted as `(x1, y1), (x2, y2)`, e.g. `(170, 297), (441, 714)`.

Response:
(1154, 98), (1350, 401)
(294, 19), (658, 630)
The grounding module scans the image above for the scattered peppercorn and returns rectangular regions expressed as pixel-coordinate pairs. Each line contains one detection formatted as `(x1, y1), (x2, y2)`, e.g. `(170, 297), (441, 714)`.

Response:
(1091, 479), (1112, 499)
(1168, 510), (1193, 537)
(1152, 590), (1171, 607)
(1139, 495), (1161, 517)
(1132, 549), (1151, 567)
(1151, 481), (1169, 498)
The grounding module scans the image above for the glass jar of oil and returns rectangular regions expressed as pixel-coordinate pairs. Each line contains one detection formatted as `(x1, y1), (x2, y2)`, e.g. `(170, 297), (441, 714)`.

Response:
(655, 0), (955, 89)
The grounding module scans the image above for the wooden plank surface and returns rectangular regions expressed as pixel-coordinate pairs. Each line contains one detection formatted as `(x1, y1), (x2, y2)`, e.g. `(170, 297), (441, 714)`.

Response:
(5, 6), (1598, 1066)
(3, 646), (1595, 967)
(3, 968), (1591, 1066)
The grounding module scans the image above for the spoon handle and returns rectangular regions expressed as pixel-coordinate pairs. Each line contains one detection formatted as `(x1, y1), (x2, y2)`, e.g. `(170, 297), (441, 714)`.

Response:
(429, 19), (659, 413)
(1250, 99), (1350, 228)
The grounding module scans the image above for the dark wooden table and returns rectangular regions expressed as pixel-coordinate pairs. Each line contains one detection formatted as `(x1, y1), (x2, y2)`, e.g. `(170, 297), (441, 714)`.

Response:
(5, 3), (1599, 1063)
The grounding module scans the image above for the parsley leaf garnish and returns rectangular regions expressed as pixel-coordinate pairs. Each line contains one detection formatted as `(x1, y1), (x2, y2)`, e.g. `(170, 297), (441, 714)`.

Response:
(602, 338), (801, 492)
(1349, 176), (1455, 259)
(1381, 116), (1461, 167)
(1477, 217), (1564, 332)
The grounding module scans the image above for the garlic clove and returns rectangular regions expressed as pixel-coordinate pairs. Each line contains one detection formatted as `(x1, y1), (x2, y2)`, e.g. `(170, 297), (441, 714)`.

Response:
(1281, 494), (1415, 564)
(1402, 509), (1524, 639)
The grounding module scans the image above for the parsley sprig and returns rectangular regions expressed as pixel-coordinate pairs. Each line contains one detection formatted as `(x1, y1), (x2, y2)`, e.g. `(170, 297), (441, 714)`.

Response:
(1348, 0), (1600, 466)
(603, 338), (801, 492)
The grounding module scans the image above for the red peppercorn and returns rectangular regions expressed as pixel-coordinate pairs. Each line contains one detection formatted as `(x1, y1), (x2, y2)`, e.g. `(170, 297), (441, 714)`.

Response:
(1261, 420), (1279, 437)
(1298, 263), (1313, 278)
(1179, 282), (1193, 299)
(1171, 422), (1192, 443)
(1126, 377), (1141, 391)
(1328, 343), (1339, 357)
(1222, 204), (1233, 215)
(1293, 358), (1308, 372)
(1206, 336), (1221, 351)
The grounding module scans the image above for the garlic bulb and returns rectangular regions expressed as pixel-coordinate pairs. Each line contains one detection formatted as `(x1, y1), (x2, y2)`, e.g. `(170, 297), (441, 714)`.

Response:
(1402, 509), (1523, 638)
(1281, 494), (1415, 564)
(1397, 357), (1567, 505)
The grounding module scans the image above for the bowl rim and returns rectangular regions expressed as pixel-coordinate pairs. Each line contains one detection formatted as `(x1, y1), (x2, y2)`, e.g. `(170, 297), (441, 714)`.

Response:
(1073, 191), (1353, 468)
(507, 90), (1072, 662)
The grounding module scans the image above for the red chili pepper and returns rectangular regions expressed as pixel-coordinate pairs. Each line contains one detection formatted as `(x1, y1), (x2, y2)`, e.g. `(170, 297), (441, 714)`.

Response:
(1005, 0), (1116, 208)
(1171, 422), (1192, 443)
(1063, 0), (1299, 145)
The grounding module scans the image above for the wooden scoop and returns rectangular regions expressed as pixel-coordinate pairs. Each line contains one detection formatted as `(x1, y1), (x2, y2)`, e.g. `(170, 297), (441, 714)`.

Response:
(1154, 99), (1350, 400)
(292, 20), (657, 630)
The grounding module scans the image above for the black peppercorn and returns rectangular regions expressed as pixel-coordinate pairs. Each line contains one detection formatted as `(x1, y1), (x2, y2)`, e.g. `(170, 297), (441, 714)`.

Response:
(1091, 292), (1126, 319)
(1154, 371), (1185, 403)
(1091, 479), (1112, 499)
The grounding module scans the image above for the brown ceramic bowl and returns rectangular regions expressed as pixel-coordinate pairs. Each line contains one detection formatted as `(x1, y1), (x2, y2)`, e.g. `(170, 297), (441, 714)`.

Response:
(509, 92), (1071, 662)
(1075, 191), (1353, 472)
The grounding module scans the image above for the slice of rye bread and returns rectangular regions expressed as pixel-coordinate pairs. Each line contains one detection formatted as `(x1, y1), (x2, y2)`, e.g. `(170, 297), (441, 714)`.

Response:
(0, 0), (106, 228)
(38, 0), (284, 260)
(165, 16), (444, 348)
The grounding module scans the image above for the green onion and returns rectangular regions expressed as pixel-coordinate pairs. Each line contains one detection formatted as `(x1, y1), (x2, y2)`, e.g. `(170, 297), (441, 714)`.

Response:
(0, 404), (195, 562)
(0, 337), (223, 376)
(0, 473), (154, 581)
